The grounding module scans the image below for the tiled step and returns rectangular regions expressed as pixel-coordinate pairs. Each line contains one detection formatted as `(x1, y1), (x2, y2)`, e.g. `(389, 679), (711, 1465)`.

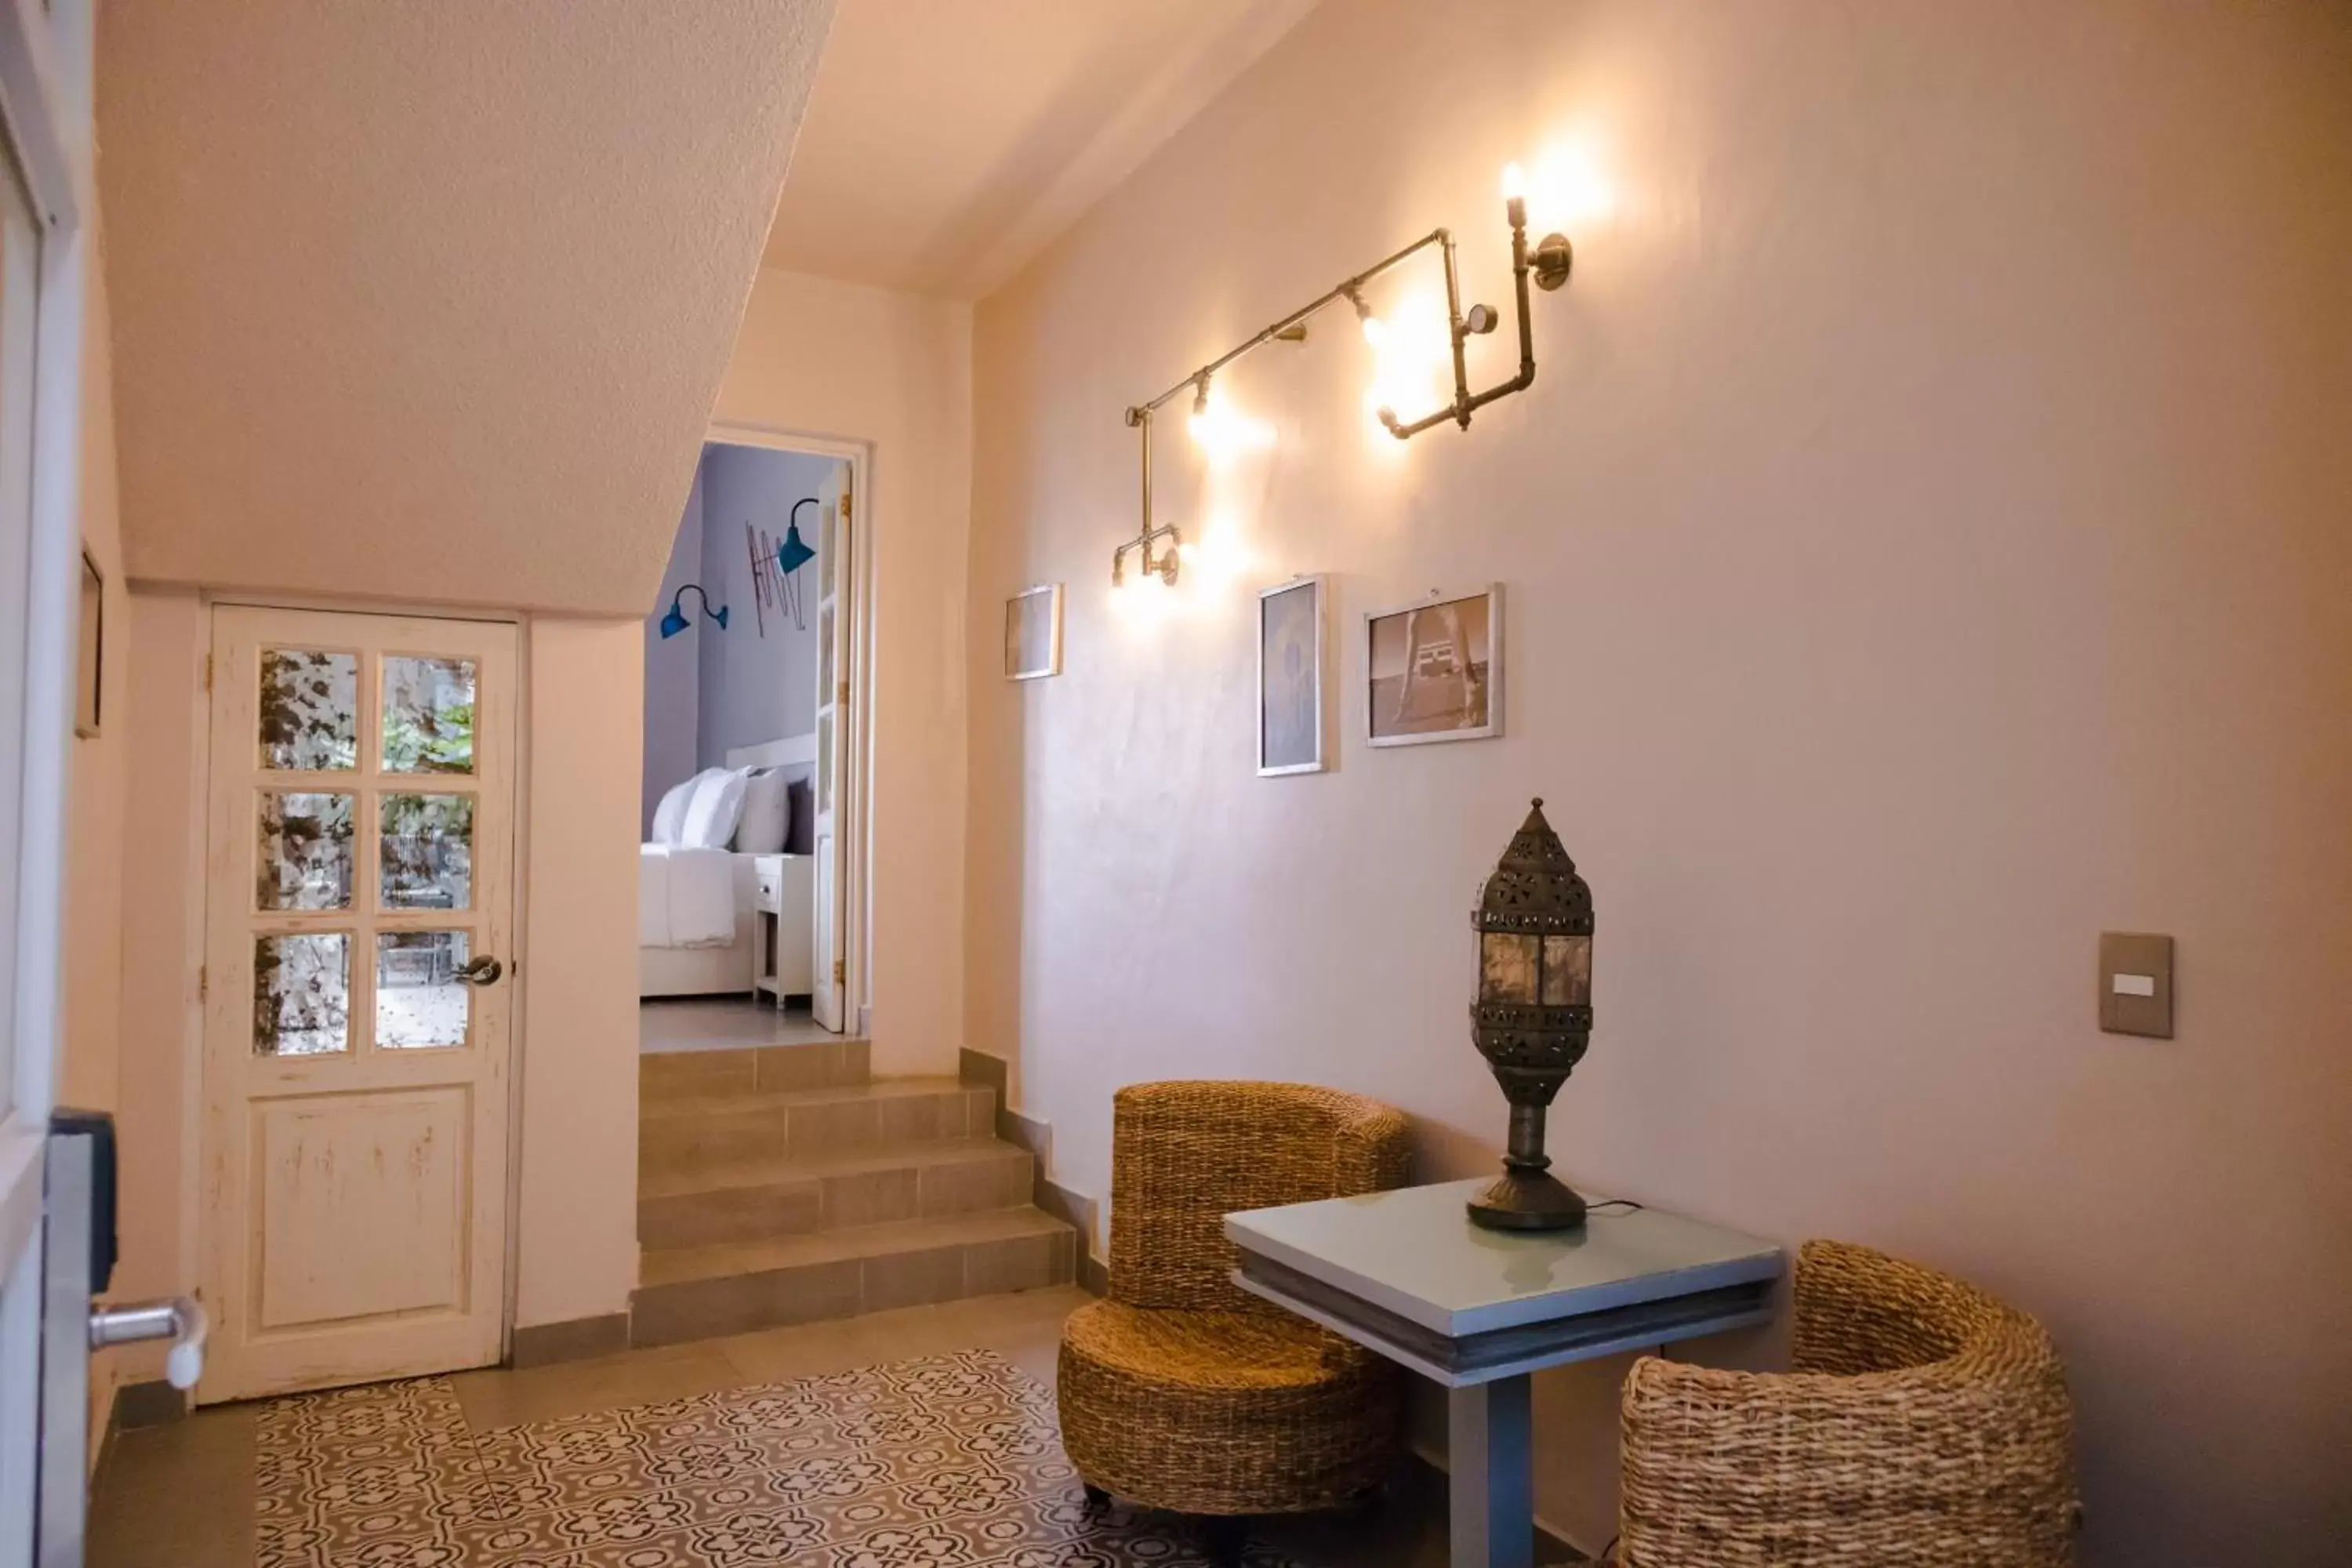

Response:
(639, 1077), (993, 1174)
(637, 1137), (1036, 1250)
(630, 1206), (1076, 1348)
(640, 1038), (869, 1102)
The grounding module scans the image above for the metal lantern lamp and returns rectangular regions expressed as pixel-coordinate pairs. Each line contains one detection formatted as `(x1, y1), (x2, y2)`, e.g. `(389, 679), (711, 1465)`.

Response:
(1468, 797), (1594, 1231)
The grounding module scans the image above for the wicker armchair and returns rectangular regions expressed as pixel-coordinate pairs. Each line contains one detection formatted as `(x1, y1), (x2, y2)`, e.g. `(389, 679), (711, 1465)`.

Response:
(1619, 1238), (2082, 1568)
(1058, 1081), (1413, 1543)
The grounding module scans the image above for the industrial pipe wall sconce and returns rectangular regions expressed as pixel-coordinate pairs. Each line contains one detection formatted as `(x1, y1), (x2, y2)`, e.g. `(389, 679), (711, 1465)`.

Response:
(1110, 162), (1573, 585)
(658, 582), (728, 638)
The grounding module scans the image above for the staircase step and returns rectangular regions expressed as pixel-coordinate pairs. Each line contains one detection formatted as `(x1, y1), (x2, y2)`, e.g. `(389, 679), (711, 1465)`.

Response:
(639, 1077), (993, 1174)
(630, 1207), (1076, 1348)
(640, 1039), (870, 1102)
(637, 1138), (1036, 1250)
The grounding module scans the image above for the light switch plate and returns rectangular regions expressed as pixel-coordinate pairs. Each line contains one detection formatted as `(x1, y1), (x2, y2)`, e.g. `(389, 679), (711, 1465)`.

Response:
(2100, 931), (2174, 1038)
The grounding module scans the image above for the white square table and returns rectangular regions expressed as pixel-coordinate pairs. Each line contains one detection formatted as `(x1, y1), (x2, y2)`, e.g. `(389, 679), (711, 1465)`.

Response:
(1225, 1178), (1783, 1568)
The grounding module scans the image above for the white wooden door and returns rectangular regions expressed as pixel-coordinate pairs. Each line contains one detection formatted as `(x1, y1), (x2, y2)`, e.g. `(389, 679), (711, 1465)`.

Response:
(810, 467), (851, 1033)
(198, 608), (517, 1400)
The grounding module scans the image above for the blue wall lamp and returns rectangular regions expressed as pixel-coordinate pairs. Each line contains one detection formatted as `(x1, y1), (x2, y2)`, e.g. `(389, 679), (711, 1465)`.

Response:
(777, 499), (818, 575)
(658, 583), (728, 639)
(768, 497), (818, 630)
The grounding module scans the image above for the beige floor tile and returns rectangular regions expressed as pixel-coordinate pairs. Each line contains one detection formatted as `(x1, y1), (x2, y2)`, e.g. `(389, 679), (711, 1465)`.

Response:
(640, 996), (862, 1054)
(87, 1286), (1585, 1568)
(447, 1341), (746, 1430)
(710, 1287), (1087, 1387)
(89, 1402), (259, 1568)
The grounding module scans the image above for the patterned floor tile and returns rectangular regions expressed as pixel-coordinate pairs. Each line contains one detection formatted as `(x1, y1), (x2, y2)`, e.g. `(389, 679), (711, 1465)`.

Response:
(254, 1349), (1299, 1568)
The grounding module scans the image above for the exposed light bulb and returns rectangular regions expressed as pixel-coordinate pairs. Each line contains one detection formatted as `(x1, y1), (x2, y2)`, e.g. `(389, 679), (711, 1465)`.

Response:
(1188, 387), (1274, 461)
(1501, 162), (1528, 202)
(1361, 312), (1388, 349)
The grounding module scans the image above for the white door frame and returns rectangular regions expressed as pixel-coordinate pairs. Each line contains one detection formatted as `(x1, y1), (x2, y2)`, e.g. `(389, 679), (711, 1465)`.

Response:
(704, 422), (876, 1037)
(0, 0), (93, 1560)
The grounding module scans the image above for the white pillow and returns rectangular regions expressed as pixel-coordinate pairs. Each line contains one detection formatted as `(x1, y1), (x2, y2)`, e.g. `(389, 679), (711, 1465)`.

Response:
(680, 767), (752, 850)
(733, 768), (789, 854)
(651, 770), (714, 846)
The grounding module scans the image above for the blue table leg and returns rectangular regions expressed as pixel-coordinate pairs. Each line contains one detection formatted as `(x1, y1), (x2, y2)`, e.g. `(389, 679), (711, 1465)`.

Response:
(1448, 1374), (1534, 1568)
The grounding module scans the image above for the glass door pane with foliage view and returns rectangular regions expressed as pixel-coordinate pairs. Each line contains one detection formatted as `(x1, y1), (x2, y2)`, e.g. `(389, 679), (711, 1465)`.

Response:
(201, 607), (516, 1400)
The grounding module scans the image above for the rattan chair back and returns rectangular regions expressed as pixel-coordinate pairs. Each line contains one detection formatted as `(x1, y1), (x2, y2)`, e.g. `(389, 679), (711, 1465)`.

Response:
(1105, 1080), (1412, 1313)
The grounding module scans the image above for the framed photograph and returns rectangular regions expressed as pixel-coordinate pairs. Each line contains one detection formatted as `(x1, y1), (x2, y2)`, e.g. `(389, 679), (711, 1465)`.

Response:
(1004, 583), (1063, 681)
(1365, 583), (1502, 746)
(1257, 574), (1329, 775)
(74, 548), (102, 738)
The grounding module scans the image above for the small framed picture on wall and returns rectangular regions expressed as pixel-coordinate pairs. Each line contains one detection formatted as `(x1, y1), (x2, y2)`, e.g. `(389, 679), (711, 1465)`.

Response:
(1257, 574), (1330, 775)
(1365, 583), (1503, 746)
(1005, 583), (1063, 681)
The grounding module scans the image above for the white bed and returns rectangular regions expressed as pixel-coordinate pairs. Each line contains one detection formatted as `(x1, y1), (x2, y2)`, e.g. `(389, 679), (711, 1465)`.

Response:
(639, 738), (817, 999)
(639, 847), (763, 996)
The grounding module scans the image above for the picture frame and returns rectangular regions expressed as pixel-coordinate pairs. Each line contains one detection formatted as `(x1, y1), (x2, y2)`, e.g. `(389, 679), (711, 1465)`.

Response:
(1364, 583), (1503, 747)
(1004, 583), (1063, 681)
(74, 548), (101, 738)
(1256, 573), (1330, 776)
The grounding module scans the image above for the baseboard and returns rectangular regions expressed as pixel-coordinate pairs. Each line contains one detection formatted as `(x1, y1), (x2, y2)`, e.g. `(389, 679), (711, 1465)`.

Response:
(1075, 1250), (1109, 1296)
(510, 1312), (632, 1368)
(1402, 1443), (1595, 1564)
(960, 1046), (1104, 1292)
(115, 1377), (189, 1429)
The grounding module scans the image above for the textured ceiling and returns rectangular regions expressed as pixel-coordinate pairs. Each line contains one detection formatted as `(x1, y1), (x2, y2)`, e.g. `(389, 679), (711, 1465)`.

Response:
(100, 1), (835, 616)
(763, 0), (1316, 299)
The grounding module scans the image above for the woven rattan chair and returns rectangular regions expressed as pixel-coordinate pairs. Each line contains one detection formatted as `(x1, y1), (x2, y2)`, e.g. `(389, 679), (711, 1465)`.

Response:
(1058, 1080), (1413, 1559)
(1618, 1238), (2082, 1568)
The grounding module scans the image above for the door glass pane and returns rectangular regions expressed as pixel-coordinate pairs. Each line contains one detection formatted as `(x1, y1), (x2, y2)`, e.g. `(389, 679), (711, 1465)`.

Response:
(253, 933), (350, 1056)
(819, 500), (837, 601)
(376, 931), (469, 1049)
(381, 793), (474, 910)
(255, 792), (354, 910)
(816, 711), (833, 814)
(259, 649), (358, 771)
(819, 603), (836, 704)
(382, 655), (476, 774)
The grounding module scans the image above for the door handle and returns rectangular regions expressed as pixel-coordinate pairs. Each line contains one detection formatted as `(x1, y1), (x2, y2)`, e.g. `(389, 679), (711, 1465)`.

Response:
(453, 955), (504, 986)
(91, 1295), (209, 1390)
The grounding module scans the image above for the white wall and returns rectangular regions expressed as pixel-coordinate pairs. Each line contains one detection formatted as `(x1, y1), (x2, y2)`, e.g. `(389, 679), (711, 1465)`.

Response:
(714, 269), (974, 1075)
(60, 201), (132, 1449)
(641, 463), (702, 837)
(108, 591), (204, 1395)
(516, 618), (642, 1327)
(966, 2), (2352, 1562)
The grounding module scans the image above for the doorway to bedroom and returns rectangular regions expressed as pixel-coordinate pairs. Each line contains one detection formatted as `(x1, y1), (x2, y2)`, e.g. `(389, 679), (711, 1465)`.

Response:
(639, 437), (862, 1057)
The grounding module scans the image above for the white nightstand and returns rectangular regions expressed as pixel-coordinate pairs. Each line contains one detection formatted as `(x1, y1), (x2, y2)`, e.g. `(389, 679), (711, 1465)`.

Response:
(750, 853), (817, 1007)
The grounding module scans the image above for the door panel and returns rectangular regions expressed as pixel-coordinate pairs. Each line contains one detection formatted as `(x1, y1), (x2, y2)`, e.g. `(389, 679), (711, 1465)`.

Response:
(252, 1091), (467, 1329)
(200, 607), (515, 1400)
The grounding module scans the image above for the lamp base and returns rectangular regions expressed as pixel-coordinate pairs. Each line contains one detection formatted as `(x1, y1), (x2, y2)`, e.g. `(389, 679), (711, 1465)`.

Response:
(1467, 1168), (1587, 1232)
